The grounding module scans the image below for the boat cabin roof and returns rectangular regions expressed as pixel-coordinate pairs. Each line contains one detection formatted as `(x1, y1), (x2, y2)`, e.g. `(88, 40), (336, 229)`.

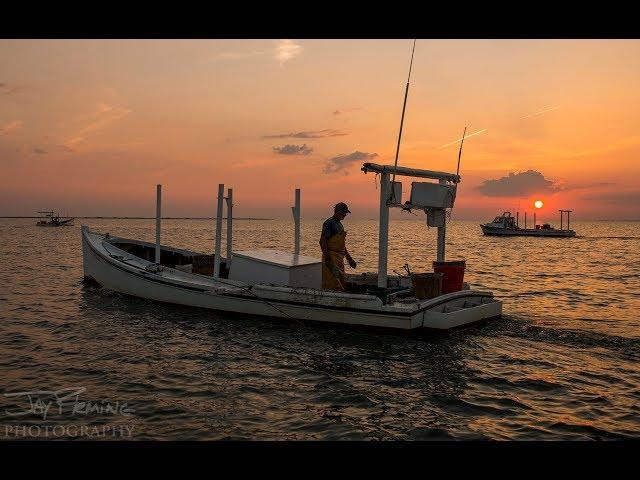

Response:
(233, 249), (321, 268)
(361, 163), (460, 183)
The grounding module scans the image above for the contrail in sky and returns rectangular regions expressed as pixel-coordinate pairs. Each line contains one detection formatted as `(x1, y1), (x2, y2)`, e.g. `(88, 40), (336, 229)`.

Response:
(439, 128), (488, 148)
(520, 105), (561, 119)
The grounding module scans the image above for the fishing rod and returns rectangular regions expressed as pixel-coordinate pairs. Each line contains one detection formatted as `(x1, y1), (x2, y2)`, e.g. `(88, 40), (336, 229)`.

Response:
(389, 39), (417, 204)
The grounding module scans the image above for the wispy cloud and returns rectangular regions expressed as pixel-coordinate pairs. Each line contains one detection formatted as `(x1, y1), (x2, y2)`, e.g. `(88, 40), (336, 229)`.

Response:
(323, 151), (378, 174)
(32, 147), (47, 154)
(272, 144), (313, 155)
(204, 50), (268, 63)
(562, 181), (616, 192)
(439, 128), (488, 148)
(63, 103), (131, 149)
(333, 107), (361, 116)
(0, 120), (23, 135)
(520, 105), (561, 120)
(0, 82), (23, 95)
(581, 190), (640, 205)
(275, 40), (303, 65)
(477, 170), (560, 197)
(264, 129), (348, 139)
(204, 40), (303, 66)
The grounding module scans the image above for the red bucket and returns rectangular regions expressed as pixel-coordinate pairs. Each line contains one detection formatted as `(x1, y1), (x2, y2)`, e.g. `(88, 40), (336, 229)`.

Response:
(432, 260), (466, 294)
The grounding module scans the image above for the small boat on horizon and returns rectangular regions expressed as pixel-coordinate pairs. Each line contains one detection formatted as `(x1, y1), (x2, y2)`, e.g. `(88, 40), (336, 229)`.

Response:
(480, 210), (576, 237)
(36, 211), (75, 227)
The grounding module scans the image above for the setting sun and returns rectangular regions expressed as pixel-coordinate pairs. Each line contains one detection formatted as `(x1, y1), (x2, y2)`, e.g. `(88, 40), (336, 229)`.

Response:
(534, 200), (544, 209)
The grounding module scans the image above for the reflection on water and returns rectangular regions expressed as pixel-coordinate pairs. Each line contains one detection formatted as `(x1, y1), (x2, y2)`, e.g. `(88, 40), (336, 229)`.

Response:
(1, 218), (639, 439)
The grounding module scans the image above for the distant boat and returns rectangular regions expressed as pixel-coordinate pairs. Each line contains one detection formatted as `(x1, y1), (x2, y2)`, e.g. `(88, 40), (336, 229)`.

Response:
(480, 211), (576, 237)
(36, 211), (74, 227)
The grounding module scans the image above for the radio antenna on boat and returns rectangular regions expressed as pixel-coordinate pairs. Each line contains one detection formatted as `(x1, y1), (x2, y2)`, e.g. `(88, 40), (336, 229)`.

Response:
(390, 39), (417, 203)
(456, 126), (467, 177)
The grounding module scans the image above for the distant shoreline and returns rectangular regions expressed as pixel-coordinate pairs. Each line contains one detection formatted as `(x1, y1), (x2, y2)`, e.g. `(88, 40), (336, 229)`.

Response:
(0, 216), (274, 220)
(1, 217), (639, 221)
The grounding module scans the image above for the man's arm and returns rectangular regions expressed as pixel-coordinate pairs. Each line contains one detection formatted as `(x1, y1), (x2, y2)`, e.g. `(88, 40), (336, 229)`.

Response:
(319, 220), (333, 261)
(344, 248), (356, 268)
(319, 236), (329, 260)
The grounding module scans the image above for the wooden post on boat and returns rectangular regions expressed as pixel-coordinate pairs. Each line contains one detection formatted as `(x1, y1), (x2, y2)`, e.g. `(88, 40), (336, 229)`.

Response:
(155, 184), (161, 264)
(378, 172), (391, 288)
(516, 211), (519, 228)
(436, 179), (446, 262)
(559, 209), (572, 231)
(533, 211), (536, 229)
(291, 188), (301, 256)
(214, 183), (224, 279)
(559, 210), (563, 230)
(225, 188), (233, 262)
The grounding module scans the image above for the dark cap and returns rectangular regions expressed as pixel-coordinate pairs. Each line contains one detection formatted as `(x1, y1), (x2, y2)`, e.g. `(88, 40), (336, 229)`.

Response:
(334, 202), (351, 213)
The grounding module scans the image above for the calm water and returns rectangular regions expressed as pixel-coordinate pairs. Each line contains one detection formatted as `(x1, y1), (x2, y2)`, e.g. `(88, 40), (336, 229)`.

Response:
(1, 218), (639, 440)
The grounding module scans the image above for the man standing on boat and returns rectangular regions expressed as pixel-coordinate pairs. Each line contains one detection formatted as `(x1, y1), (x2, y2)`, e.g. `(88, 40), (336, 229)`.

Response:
(320, 202), (357, 291)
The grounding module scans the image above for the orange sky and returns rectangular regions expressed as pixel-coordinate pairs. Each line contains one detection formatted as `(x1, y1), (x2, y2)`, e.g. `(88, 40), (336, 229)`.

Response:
(1, 39), (639, 220)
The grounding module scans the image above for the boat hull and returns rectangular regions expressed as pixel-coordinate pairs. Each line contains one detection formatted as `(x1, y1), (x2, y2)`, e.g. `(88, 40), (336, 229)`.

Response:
(37, 218), (75, 227)
(82, 226), (502, 331)
(480, 224), (575, 237)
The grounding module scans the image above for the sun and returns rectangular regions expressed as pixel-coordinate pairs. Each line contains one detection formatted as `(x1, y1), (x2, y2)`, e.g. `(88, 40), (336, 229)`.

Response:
(534, 200), (544, 209)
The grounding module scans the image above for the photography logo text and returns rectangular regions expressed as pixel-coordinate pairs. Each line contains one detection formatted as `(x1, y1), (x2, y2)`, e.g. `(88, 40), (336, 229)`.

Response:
(2, 386), (135, 439)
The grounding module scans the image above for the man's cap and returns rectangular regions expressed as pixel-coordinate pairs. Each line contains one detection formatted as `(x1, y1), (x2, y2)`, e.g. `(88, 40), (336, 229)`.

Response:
(334, 202), (351, 213)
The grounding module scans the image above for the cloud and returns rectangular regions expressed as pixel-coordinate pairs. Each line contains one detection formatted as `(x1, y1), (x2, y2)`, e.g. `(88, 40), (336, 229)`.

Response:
(264, 129), (348, 139)
(0, 120), (22, 135)
(477, 170), (560, 197)
(204, 39), (302, 66)
(32, 147), (47, 154)
(323, 151), (378, 174)
(333, 107), (361, 116)
(275, 40), (302, 65)
(562, 181), (616, 192)
(63, 103), (131, 149)
(581, 191), (640, 205)
(55, 144), (76, 153)
(272, 144), (313, 155)
(204, 50), (267, 63)
(0, 82), (23, 95)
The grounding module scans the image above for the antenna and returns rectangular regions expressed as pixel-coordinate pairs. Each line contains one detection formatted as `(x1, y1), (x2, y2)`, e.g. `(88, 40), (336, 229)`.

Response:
(390, 39), (417, 203)
(456, 126), (467, 177)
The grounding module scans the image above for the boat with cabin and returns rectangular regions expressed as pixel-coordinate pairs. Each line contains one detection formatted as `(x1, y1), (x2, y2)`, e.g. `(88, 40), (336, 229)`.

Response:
(81, 162), (503, 331)
(36, 211), (75, 227)
(480, 210), (576, 237)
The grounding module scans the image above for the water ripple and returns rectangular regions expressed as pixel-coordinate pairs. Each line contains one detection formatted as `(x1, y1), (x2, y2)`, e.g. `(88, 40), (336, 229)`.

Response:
(1, 218), (639, 440)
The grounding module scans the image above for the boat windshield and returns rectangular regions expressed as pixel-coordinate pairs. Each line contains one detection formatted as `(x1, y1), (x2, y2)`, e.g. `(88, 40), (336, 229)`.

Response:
(493, 217), (504, 223)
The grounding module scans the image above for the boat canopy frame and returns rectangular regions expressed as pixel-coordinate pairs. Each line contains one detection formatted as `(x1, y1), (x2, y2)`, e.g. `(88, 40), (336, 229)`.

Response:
(362, 162), (460, 288)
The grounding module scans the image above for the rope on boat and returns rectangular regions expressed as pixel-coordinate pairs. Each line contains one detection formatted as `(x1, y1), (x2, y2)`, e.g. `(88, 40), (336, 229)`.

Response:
(208, 277), (295, 320)
(103, 238), (295, 320)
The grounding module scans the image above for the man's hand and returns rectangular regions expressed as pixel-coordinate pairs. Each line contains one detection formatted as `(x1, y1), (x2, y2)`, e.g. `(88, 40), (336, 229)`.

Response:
(348, 257), (357, 269)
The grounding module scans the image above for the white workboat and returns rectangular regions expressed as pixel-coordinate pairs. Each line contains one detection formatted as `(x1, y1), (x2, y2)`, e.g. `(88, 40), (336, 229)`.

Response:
(36, 210), (74, 227)
(480, 211), (576, 237)
(81, 162), (503, 331)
